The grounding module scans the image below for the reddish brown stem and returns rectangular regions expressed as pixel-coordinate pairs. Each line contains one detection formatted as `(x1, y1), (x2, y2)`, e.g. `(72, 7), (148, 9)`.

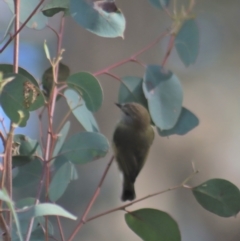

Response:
(161, 34), (175, 67)
(94, 31), (169, 76)
(67, 156), (114, 241)
(56, 216), (65, 241)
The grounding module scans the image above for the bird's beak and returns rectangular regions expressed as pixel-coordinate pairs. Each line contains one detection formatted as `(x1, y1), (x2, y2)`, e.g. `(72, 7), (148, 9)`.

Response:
(115, 103), (122, 109)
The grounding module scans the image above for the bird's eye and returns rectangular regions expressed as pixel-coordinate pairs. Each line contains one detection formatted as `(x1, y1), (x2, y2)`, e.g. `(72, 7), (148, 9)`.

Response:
(125, 112), (130, 116)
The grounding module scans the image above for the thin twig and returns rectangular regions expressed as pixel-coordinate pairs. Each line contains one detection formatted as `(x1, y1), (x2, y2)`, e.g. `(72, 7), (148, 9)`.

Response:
(86, 185), (181, 223)
(25, 162), (47, 241)
(56, 216), (65, 241)
(44, 16), (66, 241)
(161, 34), (175, 67)
(94, 31), (169, 76)
(67, 156), (114, 241)
(0, 0), (46, 53)
(86, 170), (199, 223)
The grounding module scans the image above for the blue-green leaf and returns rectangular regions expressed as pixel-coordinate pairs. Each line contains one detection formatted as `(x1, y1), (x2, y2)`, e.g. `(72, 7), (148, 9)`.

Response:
(192, 179), (240, 217)
(125, 208), (181, 241)
(158, 107), (199, 136)
(118, 76), (148, 109)
(67, 72), (103, 112)
(143, 65), (183, 130)
(175, 19), (199, 67)
(20, 203), (77, 220)
(70, 0), (125, 38)
(49, 161), (78, 202)
(64, 89), (99, 132)
(57, 132), (109, 164)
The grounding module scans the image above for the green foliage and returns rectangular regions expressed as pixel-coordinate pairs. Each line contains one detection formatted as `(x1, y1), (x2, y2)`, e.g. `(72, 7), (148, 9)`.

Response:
(56, 132), (109, 164)
(12, 134), (40, 167)
(49, 161), (78, 202)
(158, 107), (199, 136)
(118, 76), (148, 109)
(192, 179), (240, 217)
(64, 89), (99, 132)
(0, 1), (238, 240)
(13, 158), (43, 188)
(20, 203), (77, 220)
(0, 64), (40, 86)
(5, 0), (47, 29)
(42, 62), (70, 99)
(0, 73), (45, 126)
(175, 20), (199, 67)
(143, 65), (183, 130)
(70, 0), (126, 38)
(0, 190), (23, 241)
(42, 0), (70, 17)
(67, 72), (103, 112)
(125, 208), (181, 241)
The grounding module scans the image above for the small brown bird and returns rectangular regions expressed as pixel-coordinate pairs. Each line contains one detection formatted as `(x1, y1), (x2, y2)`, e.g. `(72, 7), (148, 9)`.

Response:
(112, 102), (154, 201)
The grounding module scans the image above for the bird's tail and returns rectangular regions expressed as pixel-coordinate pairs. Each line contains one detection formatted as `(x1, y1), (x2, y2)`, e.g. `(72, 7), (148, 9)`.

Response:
(122, 178), (136, 201)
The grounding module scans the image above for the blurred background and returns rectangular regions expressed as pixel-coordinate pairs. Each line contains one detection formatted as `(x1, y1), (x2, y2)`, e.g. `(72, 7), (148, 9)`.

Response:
(1, 0), (240, 240)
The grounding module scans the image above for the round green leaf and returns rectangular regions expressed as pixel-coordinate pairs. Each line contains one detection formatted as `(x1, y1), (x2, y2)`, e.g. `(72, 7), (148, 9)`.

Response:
(125, 208), (181, 241)
(0, 74), (44, 126)
(49, 161), (78, 202)
(143, 65), (183, 130)
(148, 0), (170, 9)
(67, 72), (103, 112)
(5, 0), (47, 29)
(118, 76), (148, 109)
(64, 89), (99, 132)
(58, 132), (109, 164)
(158, 107), (199, 136)
(70, 0), (125, 38)
(0, 64), (39, 86)
(192, 179), (240, 217)
(175, 19), (199, 67)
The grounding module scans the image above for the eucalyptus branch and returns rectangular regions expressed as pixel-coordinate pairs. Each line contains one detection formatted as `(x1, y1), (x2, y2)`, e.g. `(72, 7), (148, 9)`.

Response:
(67, 156), (114, 241)
(85, 169), (199, 223)
(94, 31), (169, 77)
(44, 16), (66, 241)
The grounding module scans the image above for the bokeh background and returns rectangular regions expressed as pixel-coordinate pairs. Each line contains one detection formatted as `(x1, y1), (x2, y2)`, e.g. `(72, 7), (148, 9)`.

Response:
(1, 0), (240, 240)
